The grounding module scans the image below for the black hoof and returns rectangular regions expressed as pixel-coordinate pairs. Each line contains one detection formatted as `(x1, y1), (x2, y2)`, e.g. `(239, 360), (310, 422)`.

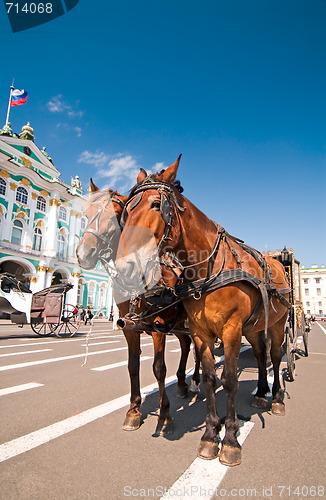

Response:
(154, 418), (174, 436)
(219, 444), (242, 466)
(122, 413), (142, 431)
(197, 440), (219, 460)
(251, 396), (268, 409)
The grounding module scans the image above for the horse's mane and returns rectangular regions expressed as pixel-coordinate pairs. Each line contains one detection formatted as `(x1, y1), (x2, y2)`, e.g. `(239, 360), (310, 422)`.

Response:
(86, 188), (122, 207)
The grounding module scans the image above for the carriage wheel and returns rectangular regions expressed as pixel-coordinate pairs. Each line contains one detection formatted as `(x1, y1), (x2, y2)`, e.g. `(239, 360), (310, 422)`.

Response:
(30, 321), (53, 336)
(285, 325), (295, 382)
(54, 304), (81, 338)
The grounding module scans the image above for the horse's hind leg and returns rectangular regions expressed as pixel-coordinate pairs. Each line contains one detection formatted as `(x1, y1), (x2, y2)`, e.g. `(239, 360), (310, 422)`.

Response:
(175, 334), (191, 398)
(152, 332), (174, 435)
(123, 330), (142, 431)
(219, 326), (242, 466)
(270, 315), (287, 416)
(246, 330), (269, 408)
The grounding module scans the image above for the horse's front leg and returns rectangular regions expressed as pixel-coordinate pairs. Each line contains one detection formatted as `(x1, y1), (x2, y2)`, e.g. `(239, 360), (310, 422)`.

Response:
(151, 332), (174, 435)
(195, 336), (220, 460)
(122, 330), (142, 431)
(219, 327), (242, 466)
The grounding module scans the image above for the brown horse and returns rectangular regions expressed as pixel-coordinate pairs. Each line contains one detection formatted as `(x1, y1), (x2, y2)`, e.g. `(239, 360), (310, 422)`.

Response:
(76, 181), (200, 435)
(115, 156), (290, 466)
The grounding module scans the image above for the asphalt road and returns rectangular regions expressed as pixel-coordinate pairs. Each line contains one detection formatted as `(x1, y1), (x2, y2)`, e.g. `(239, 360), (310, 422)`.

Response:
(0, 320), (325, 499)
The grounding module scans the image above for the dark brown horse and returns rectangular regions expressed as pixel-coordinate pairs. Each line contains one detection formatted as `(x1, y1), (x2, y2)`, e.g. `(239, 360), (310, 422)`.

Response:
(76, 181), (200, 435)
(115, 156), (290, 466)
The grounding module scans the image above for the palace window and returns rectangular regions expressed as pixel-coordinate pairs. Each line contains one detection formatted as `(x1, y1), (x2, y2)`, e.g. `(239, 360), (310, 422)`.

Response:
(303, 278), (309, 284)
(304, 288), (309, 296)
(77, 284), (83, 305)
(33, 227), (43, 251)
(16, 186), (28, 205)
(315, 278), (321, 284)
(0, 178), (6, 196)
(36, 196), (46, 212)
(11, 219), (23, 245)
(58, 206), (67, 221)
(81, 217), (87, 230)
(87, 283), (96, 306)
(99, 286), (106, 308)
(317, 288), (321, 296)
(57, 234), (66, 259)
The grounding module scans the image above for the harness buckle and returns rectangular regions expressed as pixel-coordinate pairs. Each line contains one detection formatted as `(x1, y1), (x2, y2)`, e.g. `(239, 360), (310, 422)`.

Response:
(193, 290), (202, 300)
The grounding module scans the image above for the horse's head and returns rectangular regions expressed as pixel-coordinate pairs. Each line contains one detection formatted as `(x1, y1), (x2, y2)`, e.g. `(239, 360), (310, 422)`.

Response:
(76, 179), (128, 270)
(114, 156), (184, 291)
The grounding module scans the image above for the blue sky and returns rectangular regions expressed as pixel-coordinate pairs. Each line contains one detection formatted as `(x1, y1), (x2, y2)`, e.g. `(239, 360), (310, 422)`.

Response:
(0, 0), (325, 266)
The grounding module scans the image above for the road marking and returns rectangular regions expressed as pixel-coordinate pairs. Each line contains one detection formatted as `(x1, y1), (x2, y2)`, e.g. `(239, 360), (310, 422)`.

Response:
(316, 322), (326, 335)
(0, 369), (193, 463)
(0, 382), (43, 397)
(0, 349), (52, 358)
(80, 341), (120, 347)
(0, 347), (129, 372)
(92, 355), (153, 371)
(0, 336), (117, 349)
(309, 352), (326, 356)
(0, 340), (158, 372)
(161, 420), (255, 499)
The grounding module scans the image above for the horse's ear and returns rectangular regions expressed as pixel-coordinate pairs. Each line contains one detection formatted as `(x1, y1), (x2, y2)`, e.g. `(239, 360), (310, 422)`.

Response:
(89, 178), (99, 192)
(137, 168), (147, 184)
(161, 154), (182, 184)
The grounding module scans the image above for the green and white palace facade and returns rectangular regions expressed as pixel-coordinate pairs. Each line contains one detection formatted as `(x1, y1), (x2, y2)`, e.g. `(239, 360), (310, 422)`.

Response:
(0, 122), (113, 318)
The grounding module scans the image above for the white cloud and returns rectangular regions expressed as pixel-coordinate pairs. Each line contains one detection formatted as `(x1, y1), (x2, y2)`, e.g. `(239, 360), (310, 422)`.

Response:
(78, 151), (169, 192)
(47, 95), (84, 118)
(78, 151), (143, 192)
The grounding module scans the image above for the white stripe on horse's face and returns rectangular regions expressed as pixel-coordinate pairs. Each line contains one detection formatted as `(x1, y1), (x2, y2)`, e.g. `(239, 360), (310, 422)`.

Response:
(114, 226), (162, 304)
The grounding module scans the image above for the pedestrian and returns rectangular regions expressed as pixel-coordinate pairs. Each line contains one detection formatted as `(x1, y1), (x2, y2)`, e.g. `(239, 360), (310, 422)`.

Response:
(78, 305), (85, 323)
(85, 305), (94, 325)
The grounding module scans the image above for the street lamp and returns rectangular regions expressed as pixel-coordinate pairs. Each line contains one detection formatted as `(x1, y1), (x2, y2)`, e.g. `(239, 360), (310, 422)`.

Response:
(281, 246), (290, 264)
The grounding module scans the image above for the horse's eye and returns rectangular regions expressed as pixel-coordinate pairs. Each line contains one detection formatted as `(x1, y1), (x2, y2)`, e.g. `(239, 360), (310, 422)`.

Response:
(151, 200), (161, 210)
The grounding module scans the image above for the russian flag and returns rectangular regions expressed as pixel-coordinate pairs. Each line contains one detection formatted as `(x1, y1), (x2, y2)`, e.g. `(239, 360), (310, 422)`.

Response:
(10, 89), (28, 107)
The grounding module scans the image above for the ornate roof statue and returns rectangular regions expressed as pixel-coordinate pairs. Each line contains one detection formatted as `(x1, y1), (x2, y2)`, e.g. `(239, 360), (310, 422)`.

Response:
(71, 175), (82, 190)
(0, 122), (13, 137)
(41, 146), (53, 164)
(19, 122), (34, 141)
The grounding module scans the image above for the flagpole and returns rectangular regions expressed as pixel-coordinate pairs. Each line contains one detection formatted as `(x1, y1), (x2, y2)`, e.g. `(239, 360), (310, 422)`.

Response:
(5, 80), (14, 127)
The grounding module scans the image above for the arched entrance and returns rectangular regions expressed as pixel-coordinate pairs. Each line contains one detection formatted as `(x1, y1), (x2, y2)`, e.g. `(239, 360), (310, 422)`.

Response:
(0, 257), (35, 285)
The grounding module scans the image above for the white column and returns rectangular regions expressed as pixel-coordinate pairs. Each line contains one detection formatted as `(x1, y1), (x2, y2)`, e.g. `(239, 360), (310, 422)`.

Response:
(2, 179), (17, 242)
(44, 196), (60, 258)
(69, 272), (81, 306)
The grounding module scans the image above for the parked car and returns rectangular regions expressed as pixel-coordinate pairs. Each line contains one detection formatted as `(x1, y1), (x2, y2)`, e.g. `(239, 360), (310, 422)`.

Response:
(315, 314), (326, 322)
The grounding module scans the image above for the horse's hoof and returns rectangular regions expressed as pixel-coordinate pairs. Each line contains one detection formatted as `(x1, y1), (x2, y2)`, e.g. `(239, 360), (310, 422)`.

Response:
(122, 413), (142, 431)
(190, 380), (200, 394)
(197, 441), (219, 460)
(251, 396), (268, 409)
(155, 418), (174, 436)
(219, 445), (242, 467)
(177, 385), (188, 399)
(271, 402), (285, 416)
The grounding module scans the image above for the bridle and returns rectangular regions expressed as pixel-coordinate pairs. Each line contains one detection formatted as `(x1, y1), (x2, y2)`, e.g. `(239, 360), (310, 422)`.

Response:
(83, 194), (124, 245)
(121, 179), (185, 255)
